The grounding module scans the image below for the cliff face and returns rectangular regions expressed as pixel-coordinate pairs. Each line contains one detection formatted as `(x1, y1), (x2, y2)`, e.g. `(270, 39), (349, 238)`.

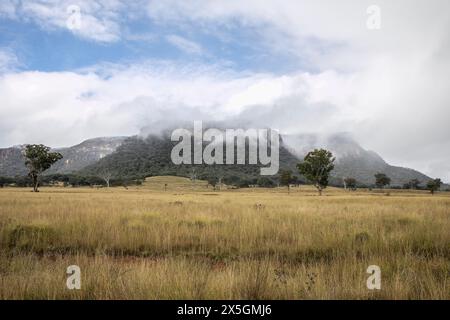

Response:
(0, 147), (28, 177)
(0, 137), (126, 177)
(48, 137), (127, 174)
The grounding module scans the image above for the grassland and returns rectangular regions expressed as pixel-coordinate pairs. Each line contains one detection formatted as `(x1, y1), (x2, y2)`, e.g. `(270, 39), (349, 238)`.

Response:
(0, 176), (449, 299)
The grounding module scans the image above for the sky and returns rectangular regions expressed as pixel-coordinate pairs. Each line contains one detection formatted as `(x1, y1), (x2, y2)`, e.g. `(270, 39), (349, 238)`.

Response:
(0, 0), (449, 182)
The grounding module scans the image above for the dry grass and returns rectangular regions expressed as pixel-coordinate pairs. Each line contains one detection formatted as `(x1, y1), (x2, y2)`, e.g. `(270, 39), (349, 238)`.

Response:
(0, 176), (449, 299)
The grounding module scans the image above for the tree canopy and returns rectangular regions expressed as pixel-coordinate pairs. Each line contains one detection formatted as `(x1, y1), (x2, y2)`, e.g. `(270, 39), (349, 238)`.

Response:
(374, 173), (391, 189)
(297, 149), (335, 195)
(24, 144), (63, 192)
(427, 178), (442, 195)
(344, 177), (357, 191)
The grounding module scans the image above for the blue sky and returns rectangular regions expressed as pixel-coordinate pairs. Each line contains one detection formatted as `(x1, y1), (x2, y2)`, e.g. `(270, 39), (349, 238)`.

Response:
(0, 0), (449, 181)
(0, 5), (303, 74)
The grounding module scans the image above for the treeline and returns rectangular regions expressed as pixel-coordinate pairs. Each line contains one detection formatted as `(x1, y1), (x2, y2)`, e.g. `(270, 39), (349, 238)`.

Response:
(198, 174), (302, 189)
(1, 173), (447, 191)
(0, 174), (144, 188)
(0, 172), (301, 189)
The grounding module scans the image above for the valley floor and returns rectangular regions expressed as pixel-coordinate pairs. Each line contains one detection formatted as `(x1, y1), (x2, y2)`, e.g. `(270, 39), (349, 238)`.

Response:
(0, 177), (449, 299)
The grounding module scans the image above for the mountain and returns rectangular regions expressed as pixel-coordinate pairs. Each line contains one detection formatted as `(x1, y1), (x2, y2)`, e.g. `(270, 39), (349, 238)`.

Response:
(80, 134), (268, 181)
(0, 131), (435, 187)
(80, 132), (433, 187)
(48, 137), (127, 174)
(0, 137), (126, 177)
(282, 133), (432, 186)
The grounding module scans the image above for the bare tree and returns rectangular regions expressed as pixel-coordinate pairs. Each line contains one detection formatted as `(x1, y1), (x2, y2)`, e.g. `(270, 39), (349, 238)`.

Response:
(99, 169), (112, 188)
(218, 176), (223, 191)
(190, 168), (197, 186)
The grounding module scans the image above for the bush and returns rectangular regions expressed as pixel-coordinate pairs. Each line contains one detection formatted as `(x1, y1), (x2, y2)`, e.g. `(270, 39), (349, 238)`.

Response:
(8, 224), (60, 251)
(257, 177), (275, 188)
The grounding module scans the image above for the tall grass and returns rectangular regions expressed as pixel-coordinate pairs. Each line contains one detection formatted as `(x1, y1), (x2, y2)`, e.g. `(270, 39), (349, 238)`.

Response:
(0, 182), (448, 299)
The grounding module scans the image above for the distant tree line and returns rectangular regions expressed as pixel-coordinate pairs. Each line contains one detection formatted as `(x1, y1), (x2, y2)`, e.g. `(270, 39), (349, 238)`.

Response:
(0, 174), (144, 189)
(0, 144), (446, 195)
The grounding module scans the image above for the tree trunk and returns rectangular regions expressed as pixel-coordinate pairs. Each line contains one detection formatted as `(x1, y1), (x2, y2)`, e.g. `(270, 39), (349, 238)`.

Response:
(316, 185), (323, 196)
(32, 174), (39, 192)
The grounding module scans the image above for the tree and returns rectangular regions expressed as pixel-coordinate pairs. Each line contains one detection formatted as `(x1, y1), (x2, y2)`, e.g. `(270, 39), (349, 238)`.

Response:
(404, 179), (420, 190)
(189, 168), (197, 185)
(207, 177), (219, 190)
(374, 173), (391, 189)
(0, 176), (13, 188)
(23, 144), (63, 192)
(98, 169), (112, 188)
(344, 177), (357, 191)
(427, 178), (442, 195)
(280, 170), (293, 193)
(409, 179), (421, 190)
(257, 177), (275, 188)
(217, 176), (223, 190)
(206, 176), (224, 190)
(297, 149), (335, 196)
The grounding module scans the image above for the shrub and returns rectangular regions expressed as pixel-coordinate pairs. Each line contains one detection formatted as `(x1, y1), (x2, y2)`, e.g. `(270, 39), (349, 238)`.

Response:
(8, 225), (60, 251)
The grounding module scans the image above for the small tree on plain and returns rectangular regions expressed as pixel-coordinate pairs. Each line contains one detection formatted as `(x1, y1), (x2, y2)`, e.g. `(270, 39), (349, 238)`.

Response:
(23, 144), (63, 192)
(218, 176), (223, 190)
(297, 149), (335, 196)
(374, 173), (391, 189)
(99, 169), (112, 188)
(407, 179), (421, 190)
(344, 177), (357, 191)
(280, 170), (293, 193)
(207, 177), (219, 190)
(190, 168), (197, 185)
(426, 178), (442, 195)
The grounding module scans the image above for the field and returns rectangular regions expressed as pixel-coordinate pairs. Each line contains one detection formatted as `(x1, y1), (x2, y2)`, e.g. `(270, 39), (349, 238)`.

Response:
(0, 176), (449, 299)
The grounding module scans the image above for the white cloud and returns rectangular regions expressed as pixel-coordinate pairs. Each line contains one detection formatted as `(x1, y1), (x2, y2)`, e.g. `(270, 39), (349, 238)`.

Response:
(166, 35), (204, 55)
(0, 1), (16, 18)
(0, 61), (351, 145)
(1, 55), (449, 181)
(0, 62), (255, 145)
(1, 0), (133, 42)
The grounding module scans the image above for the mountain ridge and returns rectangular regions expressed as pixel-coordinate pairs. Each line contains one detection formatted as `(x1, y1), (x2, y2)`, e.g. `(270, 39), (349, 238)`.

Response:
(0, 132), (439, 187)
(0, 137), (126, 177)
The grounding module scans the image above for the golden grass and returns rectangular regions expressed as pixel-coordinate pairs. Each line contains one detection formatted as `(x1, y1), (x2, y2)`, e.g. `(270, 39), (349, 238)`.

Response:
(0, 177), (449, 299)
